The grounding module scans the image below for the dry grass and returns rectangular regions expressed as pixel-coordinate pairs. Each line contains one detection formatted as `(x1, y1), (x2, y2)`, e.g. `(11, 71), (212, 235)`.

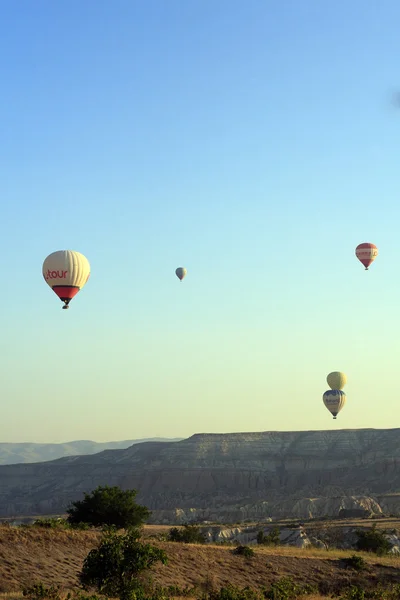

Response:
(247, 542), (400, 566)
(1, 524), (400, 597)
(0, 526), (99, 593)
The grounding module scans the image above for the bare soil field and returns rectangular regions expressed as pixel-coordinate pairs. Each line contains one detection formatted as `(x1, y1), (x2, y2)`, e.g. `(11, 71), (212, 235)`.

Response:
(1, 525), (400, 598)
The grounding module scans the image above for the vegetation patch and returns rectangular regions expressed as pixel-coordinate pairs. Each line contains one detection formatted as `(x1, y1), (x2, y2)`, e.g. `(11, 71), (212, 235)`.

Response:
(231, 546), (255, 558)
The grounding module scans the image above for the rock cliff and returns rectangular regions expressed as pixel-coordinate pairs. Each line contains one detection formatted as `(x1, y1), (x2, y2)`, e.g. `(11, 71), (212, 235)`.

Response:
(2, 428), (400, 521)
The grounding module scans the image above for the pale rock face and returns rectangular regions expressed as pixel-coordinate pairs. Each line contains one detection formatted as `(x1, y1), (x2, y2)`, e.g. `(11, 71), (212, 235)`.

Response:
(187, 525), (400, 552)
(1, 429), (400, 520)
(310, 537), (328, 549)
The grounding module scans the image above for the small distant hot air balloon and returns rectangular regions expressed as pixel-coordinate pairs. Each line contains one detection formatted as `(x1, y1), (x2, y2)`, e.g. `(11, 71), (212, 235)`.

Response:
(175, 267), (187, 281)
(327, 371), (347, 390)
(43, 250), (90, 309)
(323, 389), (346, 419)
(355, 243), (378, 270)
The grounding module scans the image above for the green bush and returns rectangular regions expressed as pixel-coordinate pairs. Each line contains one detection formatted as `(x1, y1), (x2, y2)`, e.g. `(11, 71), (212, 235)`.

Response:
(342, 554), (368, 571)
(67, 485), (150, 529)
(208, 584), (262, 600)
(256, 527), (280, 546)
(161, 585), (197, 597)
(22, 585), (102, 600)
(33, 518), (70, 529)
(232, 545), (255, 558)
(264, 577), (317, 599)
(366, 584), (400, 599)
(355, 525), (393, 555)
(32, 517), (91, 530)
(340, 586), (365, 600)
(23, 583), (61, 600)
(80, 527), (167, 600)
(168, 523), (207, 544)
(69, 594), (103, 600)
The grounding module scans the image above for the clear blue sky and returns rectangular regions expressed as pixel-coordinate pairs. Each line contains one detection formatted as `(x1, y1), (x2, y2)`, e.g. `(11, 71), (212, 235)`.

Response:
(1, 0), (400, 443)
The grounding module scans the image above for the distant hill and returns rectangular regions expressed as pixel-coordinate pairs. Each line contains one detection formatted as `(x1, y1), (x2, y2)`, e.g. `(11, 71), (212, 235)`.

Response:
(0, 438), (184, 465)
(2, 428), (400, 522)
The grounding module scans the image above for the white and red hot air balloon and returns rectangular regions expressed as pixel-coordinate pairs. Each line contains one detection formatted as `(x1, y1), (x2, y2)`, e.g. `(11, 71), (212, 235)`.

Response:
(43, 250), (90, 309)
(355, 243), (378, 270)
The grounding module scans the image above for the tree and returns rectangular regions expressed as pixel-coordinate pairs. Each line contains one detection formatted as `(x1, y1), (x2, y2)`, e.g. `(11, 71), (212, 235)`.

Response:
(66, 485), (150, 528)
(355, 525), (393, 555)
(257, 527), (280, 546)
(80, 527), (168, 600)
(168, 523), (207, 544)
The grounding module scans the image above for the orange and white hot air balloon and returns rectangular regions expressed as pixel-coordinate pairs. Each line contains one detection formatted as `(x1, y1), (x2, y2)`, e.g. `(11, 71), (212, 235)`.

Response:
(43, 250), (90, 309)
(355, 243), (378, 270)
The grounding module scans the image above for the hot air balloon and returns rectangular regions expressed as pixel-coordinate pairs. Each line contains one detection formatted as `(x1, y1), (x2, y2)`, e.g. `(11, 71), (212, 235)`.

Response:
(355, 243), (378, 270)
(323, 389), (346, 419)
(175, 267), (187, 281)
(327, 371), (347, 390)
(43, 250), (90, 309)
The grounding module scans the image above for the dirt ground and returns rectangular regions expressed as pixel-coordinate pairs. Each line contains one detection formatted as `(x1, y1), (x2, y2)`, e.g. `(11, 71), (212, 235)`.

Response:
(1, 525), (400, 597)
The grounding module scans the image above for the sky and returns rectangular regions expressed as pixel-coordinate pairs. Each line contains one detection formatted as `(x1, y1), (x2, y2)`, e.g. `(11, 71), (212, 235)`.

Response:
(0, 0), (400, 443)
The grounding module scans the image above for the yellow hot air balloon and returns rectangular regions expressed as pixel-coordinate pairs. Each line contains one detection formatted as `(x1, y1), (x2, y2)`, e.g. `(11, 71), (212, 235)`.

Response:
(327, 371), (347, 390)
(43, 250), (90, 309)
(323, 390), (346, 419)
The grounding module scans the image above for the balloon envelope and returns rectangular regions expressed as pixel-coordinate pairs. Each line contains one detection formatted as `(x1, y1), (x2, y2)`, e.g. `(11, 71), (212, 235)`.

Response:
(327, 371), (347, 390)
(43, 250), (90, 308)
(175, 267), (187, 281)
(323, 389), (346, 419)
(355, 243), (378, 270)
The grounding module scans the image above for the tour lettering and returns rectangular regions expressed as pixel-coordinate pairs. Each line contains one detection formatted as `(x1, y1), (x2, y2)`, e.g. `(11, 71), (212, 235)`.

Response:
(44, 270), (68, 280)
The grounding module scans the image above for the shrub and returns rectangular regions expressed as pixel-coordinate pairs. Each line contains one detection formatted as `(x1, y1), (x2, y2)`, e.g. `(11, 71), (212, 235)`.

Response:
(33, 518), (69, 529)
(23, 583), (61, 600)
(208, 584), (262, 600)
(69, 594), (103, 600)
(340, 586), (365, 600)
(168, 523), (207, 544)
(232, 545), (254, 558)
(32, 517), (92, 531)
(264, 577), (317, 599)
(342, 554), (368, 571)
(80, 527), (167, 600)
(355, 525), (393, 555)
(257, 527), (280, 546)
(161, 584), (197, 597)
(22, 585), (103, 600)
(67, 485), (150, 529)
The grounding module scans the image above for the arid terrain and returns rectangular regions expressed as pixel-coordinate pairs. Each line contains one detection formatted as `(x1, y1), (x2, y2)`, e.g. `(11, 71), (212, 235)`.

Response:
(2, 520), (400, 599)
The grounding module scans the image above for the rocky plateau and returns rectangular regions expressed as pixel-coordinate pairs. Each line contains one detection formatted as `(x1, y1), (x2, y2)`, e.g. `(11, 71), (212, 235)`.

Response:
(2, 428), (400, 523)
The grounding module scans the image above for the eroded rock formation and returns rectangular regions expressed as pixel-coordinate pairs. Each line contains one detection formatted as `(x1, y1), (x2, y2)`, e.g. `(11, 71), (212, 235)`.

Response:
(1, 428), (400, 522)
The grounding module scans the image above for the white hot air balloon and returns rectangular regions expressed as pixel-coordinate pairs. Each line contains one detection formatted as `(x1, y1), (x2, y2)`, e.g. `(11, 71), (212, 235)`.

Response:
(323, 389), (347, 420)
(175, 267), (187, 281)
(43, 250), (90, 309)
